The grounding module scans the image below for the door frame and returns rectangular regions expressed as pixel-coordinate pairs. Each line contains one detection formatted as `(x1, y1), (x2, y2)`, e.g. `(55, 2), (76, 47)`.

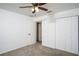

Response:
(36, 22), (42, 42)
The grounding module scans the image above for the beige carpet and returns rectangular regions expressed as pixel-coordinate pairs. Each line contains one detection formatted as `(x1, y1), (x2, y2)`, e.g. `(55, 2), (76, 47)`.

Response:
(0, 43), (78, 56)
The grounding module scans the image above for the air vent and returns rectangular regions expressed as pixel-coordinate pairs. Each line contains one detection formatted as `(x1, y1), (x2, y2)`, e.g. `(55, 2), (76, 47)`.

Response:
(47, 11), (52, 13)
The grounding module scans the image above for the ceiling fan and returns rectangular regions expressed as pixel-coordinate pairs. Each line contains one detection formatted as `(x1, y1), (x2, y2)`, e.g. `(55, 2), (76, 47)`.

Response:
(19, 3), (48, 13)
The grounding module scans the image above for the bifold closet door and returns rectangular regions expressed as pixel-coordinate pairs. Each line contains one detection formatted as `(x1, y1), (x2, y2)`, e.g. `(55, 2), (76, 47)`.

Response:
(42, 21), (55, 48)
(56, 19), (66, 50)
(63, 17), (72, 53)
(56, 16), (78, 54)
(56, 17), (72, 52)
(71, 16), (78, 54)
(48, 23), (56, 48)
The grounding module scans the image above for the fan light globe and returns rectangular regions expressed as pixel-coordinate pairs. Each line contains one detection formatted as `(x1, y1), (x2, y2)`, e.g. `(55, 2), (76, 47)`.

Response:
(32, 8), (34, 11)
(35, 7), (39, 12)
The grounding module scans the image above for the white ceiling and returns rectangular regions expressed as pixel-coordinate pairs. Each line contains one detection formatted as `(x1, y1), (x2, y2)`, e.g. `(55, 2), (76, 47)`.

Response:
(0, 3), (79, 17)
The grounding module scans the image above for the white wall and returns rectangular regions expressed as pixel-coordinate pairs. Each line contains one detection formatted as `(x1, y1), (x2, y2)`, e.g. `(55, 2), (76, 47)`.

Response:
(32, 15), (51, 22)
(0, 9), (36, 54)
(54, 8), (79, 19)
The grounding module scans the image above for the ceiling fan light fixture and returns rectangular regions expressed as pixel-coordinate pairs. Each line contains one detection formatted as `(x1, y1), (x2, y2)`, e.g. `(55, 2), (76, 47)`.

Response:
(20, 3), (47, 14)
(32, 8), (34, 11)
(35, 7), (39, 12)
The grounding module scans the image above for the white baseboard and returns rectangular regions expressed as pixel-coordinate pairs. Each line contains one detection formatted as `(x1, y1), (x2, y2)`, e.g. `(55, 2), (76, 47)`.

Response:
(0, 42), (36, 54)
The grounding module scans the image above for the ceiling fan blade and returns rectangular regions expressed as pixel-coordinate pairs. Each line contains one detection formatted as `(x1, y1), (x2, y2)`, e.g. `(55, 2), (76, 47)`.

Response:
(20, 6), (32, 8)
(38, 3), (46, 6)
(38, 7), (48, 11)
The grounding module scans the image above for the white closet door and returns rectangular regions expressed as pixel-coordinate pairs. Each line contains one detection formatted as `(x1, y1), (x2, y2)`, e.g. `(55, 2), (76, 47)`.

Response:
(42, 21), (56, 48)
(63, 17), (72, 53)
(48, 23), (56, 48)
(56, 19), (66, 50)
(56, 17), (72, 52)
(56, 16), (78, 54)
(71, 16), (78, 54)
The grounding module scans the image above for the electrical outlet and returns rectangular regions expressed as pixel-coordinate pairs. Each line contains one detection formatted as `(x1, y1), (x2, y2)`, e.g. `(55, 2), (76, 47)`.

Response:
(28, 33), (31, 35)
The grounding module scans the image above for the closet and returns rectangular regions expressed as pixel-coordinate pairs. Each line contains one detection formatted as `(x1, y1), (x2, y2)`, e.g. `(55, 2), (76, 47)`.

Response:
(42, 16), (79, 55)
(56, 16), (78, 54)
